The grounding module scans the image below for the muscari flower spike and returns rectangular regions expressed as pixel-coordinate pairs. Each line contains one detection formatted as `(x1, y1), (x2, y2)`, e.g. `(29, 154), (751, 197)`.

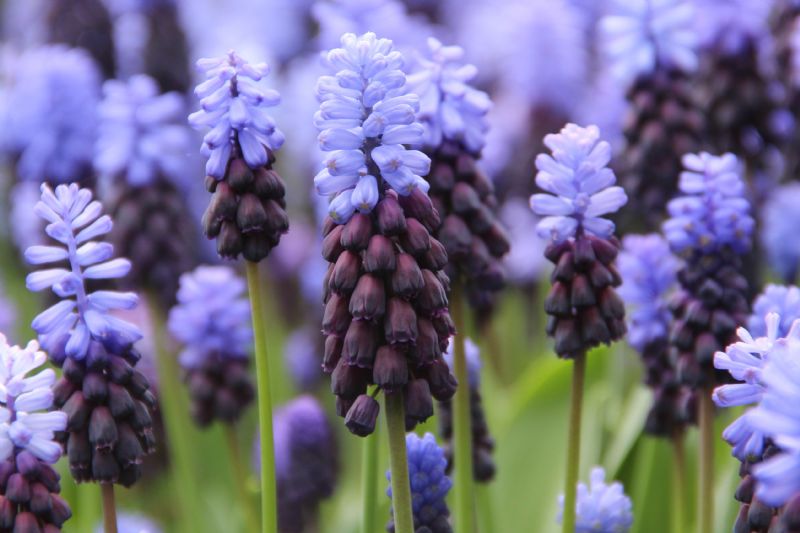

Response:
(531, 124), (628, 359)
(25, 183), (157, 487)
(618, 234), (686, 437)
(749, 285), (800, 339)
(557, 467), (633, 533)
(406, 37), (510, 321)
(168, 265), (255, 427)
(189, 50), (289, 262)
(386, 432), (452, 533)
(0, 335), (72, 531)
(762, 184), (800, 284)
(315, 33), (458, 436)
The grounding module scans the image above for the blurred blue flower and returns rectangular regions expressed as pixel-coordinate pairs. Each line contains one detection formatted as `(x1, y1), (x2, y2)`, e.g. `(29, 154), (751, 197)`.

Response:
(94, 512), (162, 533)
(618, 234), (680, 352)
(95, 74), (191, 187)
(694, 0), (773, 54)
(387, 432), (452, 531)
(407, 37), (491, 154)
(24, 183), (142, 361)
(283, 326), (323, 391)
(188, 50), (285, 179)
(0, 336), (67, 464)
(529, 123), (627, 243)
(0, 45), (100, 183)
(749, 284), (800, 339)
(762, 183), (800, 283)
(497, 198), (548, 285)
(168, 265), (252, 369)
(662, 152), (753, 255)
(0, 285), (16, 340)
(314, 32), (431, 223)
(444, 337), (482, 389)
(600, 0), (697, 83)
(557, 466), (633, 533)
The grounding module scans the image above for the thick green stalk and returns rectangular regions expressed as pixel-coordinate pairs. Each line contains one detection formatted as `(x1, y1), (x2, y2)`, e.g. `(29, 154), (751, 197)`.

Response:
(101, 484), (118, 533)
(362, 430), (379, 533)
(148, 295), (202, 533)
(451, 287), (475, 533)
(224, 425), (260, 533)
(245, 261), (278, 533)
(385, 392), (414, 533)
(561, 352), (586, 533)
(671, 432), (686, 533)
(699, 390), (714, 533)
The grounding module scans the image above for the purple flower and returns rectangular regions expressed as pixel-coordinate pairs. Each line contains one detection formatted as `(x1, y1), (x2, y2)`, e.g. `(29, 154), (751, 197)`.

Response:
(557, 466), (633, 533)
(749, 284), (800, 339)
(529, 123), (628, 243)
(497, 198), (548, 285)
(444, 337), (482, 389)
(283, 327), (323, 391)
(94, 512), (162, 533)
(761, 183), (800, 283)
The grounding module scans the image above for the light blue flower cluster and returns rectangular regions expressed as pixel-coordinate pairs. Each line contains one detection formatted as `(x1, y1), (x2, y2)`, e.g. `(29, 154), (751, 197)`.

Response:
(95, 74), (191, 187)
(24, 183), (142, 360)
(314, 32), (432, 223)
(529, 123), (627, 243)
(600, 0), (697, 83)
(617, 234), (680, 352)
(662, 152), (753, 255)
(761, 184), (800, 283)
(168, 265), (252, 369)
(445, 337), (482, 389)
(188, 51), (285, 179)
(558, 466), (633, 533)
(407, 37), (492, 154)
(749, 285), (800, 339)
(387, 432), (452, 530)
(0, 45), (100, 183)
(0, 336), (67, 464)
(94, 512), (162, 533)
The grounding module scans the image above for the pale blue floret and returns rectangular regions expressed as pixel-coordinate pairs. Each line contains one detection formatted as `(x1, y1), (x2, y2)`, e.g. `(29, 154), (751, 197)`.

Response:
(314, 32), (432, 223)
(748, 285), (800, 339)
(0, 335), (67, 464)
(24, 183), (142, 360)
(94, 512), (162, 533)
(406, 37), (492, 154)
(662, 152), (753, 255)
(95, 74), (191, 187)
(618, 234), (680, 352)
(529, 123), (628, 243)
(168, 265), (252, 370)
(188, 51), (284, 179)
(444, 337), (482, 389)
(761, 184), (800, 283)
(557, 466), (633, 533)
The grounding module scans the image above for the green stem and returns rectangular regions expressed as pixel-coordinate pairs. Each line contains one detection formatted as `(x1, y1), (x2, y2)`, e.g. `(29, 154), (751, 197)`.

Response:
(477, 483), (495, 533)
(699, 390), (714, 533)
(362, 431), (379, 533)
(224, 424), (260, 533)
(561, 352), (586, 533)
(101, 484), (118, 533)
(671, 432), (687, 533)
(451, 287), (475, 533)
(148, 294), (202, 533)
(245, 261), (278, 533)
(385, 392), (414, 533)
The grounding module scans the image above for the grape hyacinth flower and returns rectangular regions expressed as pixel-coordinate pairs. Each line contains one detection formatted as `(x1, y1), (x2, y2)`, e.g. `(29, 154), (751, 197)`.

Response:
(599, 0), (703, 228)
(95, 74), (197, 307)
(189, 50), (289, 262)
(407, 37), (510, 321)
(772, 0), (800, 181)
(762, 184), (800, 283)
(168, 265), (255, 427)
(386, 433), (452, 533)
(0, 335), (72, 531)
(749, 284), (800, 339)
(530, 123), (628, 358)
(618, 234), (685, 437)
(557, 467), (633, 533)
(439, 338), (495, 482)
(25, 183), (157, 486)
(45, 0), (116, 78)
(497, 198), (548, 287)
(94, 512), (162, 533)
(315, 32), (457, 436)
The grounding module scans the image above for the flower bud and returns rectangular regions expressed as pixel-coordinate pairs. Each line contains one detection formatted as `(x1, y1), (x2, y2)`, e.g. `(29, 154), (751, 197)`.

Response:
(390, 253), (424, 298)
(342, 320), (379, 368)
(376, 196), (407, 236)
(349, 274), (386, 320)
(399, 218), (431, 257)
(344, 394), (380, 437)
(341, 213), (373, 251)
(364, 235), (396, 273)
(385, 298), (418, 344)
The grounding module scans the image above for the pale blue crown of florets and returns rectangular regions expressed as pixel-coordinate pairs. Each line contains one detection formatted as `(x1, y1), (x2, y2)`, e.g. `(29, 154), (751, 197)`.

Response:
(406, 37), (492, 154)
(314, 32), (432, 223)
(662, 152), (753, 256)
(749, 285), (800, 339)
(0, 336), (67, 464)
(445, 337), (482, 389)
(530, 124), (628, 243)
(558, 466), (633, 533)
(387, 433), (451, 529)
(600, 0), (697, 83)
(747, 331), (800, 507)
(618, 234), (680, 352)
(24, 184), (142, 360)
(95, 74), (191, 187)
(761, 184), (800, 283)
(168, 265), (252, 369)
(188, 51), (285, 179)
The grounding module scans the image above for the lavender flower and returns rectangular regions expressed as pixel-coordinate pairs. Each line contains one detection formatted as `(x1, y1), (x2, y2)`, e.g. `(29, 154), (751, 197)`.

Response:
(386, 433), (452, 532)
(283, 327), (324, 391)
(762, 184), (800, 283)
(557, 467), (633, 533)
(749, 285), (800, 339)
(498, 198), (548, 286)
(168, 265), (254, 426)
(94, 512), (162, 533)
